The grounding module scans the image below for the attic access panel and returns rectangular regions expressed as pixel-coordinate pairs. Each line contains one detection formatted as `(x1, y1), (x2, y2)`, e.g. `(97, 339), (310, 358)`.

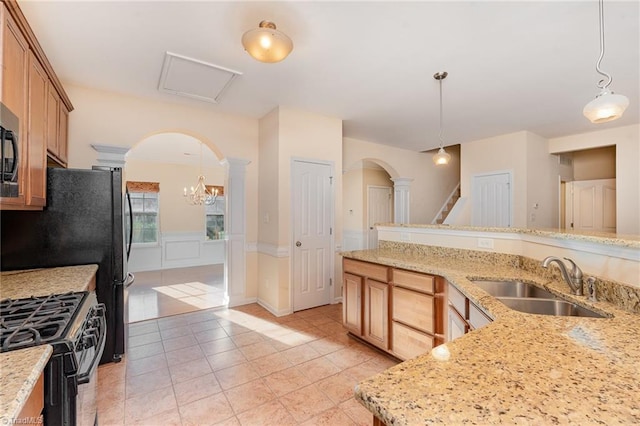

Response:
(158, 51), (242, 104)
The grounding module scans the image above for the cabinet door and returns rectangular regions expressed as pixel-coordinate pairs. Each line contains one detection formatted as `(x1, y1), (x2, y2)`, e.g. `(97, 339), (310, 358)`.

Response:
(46, 83), (60, 160)
(448, 305), (468, 342)
(57, 102), (68, 165)
(364, 279), (389, 349)
(0, 5), (28, 207)
(343, 273), (362, 335)
(26, 51), (47, 207)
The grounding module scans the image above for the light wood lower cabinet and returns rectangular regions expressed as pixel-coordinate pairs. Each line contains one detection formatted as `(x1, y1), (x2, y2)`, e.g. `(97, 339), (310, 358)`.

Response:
(447, 282), (492, 342)
(342, 259), (445, 360)
(363, 279), (389, 350)
(343, 273), (363, 335)
(390, 269), (445, 361)
(391, 321), (434, 361)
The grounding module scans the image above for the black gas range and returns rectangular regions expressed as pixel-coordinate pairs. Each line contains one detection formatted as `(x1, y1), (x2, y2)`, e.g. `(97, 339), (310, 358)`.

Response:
(0, 291), (106, 426)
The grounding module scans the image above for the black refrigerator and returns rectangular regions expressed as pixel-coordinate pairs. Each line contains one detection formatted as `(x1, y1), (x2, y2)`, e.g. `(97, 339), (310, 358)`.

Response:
(0, 166), (134, 364)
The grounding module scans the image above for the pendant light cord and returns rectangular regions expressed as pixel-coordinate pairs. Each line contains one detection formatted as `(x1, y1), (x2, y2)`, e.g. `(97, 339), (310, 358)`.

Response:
(595, 0), (612, 89)
(438, 77), (444, 148)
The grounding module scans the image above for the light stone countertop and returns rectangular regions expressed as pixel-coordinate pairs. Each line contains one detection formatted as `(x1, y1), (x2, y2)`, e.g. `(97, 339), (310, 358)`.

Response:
(0, 346), (52, 424)
(376, 223), (640, 248)
(0, 264), (98, 300)
(344, 248), (640, 424)
(0, 265), (98, 423)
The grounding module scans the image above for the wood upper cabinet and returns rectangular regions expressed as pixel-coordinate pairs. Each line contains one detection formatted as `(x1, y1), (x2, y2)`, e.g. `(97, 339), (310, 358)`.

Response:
(26, 50), (47, 207)
(57, 101), (69, 165)
(46, 82), (68, 166)
(0, 1), (72, 210)
(0, 3), (28, 207)
(363, 279), (389, 350)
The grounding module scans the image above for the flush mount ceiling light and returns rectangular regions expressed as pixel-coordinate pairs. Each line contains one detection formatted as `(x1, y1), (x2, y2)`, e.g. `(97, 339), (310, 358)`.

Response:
(432, 72), (452, 166)
(242, 20), (293, 63)
(583, 0), (629, 123)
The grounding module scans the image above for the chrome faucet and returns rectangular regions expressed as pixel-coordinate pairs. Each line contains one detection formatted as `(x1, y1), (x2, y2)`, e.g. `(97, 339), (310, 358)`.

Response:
(541, 256), (584, 296)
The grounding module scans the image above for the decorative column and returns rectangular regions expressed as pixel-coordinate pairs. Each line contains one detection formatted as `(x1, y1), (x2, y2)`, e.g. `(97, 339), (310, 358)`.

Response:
(391, 177), (413, 224)
(223, 157), (251, 306)
(91, 144), (129, 168)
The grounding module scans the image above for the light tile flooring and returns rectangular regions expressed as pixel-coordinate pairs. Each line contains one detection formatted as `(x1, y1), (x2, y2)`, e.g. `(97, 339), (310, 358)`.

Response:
(128, 265), (225, 323)
(98, 303), (398, 425)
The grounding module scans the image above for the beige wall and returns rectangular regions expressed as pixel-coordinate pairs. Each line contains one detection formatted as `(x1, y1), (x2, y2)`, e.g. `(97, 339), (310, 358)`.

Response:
(343, 167), (364, 232)
(549, 124), (639, 235)
(125, 159), (224, 233)
(572, 146), (616, 181)
(257, 107), (343, 313)
(457, 131), (560, 229)
(343, 137), (460, 224)
(65, 84), (259, 297)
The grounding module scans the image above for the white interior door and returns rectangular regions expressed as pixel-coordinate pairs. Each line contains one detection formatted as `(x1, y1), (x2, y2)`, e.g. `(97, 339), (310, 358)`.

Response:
(292, 160), (333, 311)
(367, 186), (392, 249)
(472, 172), (512, 227)
(566, 179), (616, 232)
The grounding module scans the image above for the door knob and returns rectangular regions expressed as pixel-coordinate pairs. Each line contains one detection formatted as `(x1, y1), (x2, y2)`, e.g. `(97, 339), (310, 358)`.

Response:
(296, 241), (302, 247)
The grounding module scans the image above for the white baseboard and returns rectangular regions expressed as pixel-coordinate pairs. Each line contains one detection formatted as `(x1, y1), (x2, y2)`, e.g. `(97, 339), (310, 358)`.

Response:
(332, 297), (343, 304)
(228, 295), (257, 308)
(257, 298), (292, 317)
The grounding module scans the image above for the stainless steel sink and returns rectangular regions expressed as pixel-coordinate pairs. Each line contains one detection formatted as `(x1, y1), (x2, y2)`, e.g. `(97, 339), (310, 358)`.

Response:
(497, 297), (606, 318)
(470, 279), (606, 318)
(471, 280), (557, 299)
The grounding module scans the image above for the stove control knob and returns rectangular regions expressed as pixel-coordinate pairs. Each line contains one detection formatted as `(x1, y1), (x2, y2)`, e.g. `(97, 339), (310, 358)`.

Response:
(83, 333), (98, 349)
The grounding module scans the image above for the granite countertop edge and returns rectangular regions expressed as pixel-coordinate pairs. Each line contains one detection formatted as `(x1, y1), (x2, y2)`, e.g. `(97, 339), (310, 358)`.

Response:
(342, 249), (640, 425)
(0, 264), (99, 300)
(0, 345), (52, 423)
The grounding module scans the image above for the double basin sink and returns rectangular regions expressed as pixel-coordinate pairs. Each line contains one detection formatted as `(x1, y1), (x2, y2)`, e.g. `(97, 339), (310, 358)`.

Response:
(471, 280), (605, 318)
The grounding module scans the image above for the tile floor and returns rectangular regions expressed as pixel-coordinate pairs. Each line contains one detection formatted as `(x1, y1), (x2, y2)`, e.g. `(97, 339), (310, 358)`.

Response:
(98, 302), (398, 425)
(128, 265), (225, 323)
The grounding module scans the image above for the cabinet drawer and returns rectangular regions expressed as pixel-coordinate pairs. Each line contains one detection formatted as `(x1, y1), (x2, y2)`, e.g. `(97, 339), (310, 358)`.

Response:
(448, 283), (467, 316)
(391, 322), (434, 361)
(468, 302), (492, 330)
(343, 259), (388, 282)
(392, 287), (434, 333)
(392, 269), (434, 293)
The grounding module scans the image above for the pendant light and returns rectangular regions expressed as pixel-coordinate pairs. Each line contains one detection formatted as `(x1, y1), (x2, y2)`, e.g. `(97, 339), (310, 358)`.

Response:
(432, 72), (451, 166)
(242, 21), (293, 63)
(583, 0), (629, 123)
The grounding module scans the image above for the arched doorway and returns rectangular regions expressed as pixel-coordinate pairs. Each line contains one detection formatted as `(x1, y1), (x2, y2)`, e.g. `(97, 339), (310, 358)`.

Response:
(124, 131), (228, 322)
(343, 158), (398, 250)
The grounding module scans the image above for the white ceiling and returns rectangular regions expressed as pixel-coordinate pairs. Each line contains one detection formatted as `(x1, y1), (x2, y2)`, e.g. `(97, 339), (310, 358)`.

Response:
(18, 0), (639, 152)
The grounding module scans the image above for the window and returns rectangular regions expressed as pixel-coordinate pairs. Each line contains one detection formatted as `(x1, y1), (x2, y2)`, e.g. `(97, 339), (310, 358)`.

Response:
(127, 181), (160, 244)
(205, 185), (225, 240)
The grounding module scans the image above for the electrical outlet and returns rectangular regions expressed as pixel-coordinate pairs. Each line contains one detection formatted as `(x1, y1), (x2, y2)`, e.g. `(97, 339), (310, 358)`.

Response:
(478, 238), (494, 249)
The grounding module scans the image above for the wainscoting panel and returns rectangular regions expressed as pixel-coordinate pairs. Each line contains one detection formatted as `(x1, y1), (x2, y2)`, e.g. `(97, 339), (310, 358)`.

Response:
(129, 232), (225, 272)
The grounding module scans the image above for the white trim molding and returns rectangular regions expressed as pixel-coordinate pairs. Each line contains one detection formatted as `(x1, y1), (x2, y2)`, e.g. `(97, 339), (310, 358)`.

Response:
(257, 298), (293, 317)
(92, 144), (130, 167)
(257, 242), (290, 258)
(391, 177), (413, 224)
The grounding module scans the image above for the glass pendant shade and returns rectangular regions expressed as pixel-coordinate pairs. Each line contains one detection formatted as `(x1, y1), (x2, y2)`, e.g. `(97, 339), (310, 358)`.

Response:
(583, 89), (630, 123)
(242, 21), (293, 63)
(432, 147), (451, 165)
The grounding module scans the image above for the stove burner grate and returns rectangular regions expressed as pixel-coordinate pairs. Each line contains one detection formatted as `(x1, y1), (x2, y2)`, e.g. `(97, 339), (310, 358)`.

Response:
(0, 292), (86, 352)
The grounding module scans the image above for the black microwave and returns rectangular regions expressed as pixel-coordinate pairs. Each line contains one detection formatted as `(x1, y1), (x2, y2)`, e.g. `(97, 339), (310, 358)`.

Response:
(0, 102), (19, 198)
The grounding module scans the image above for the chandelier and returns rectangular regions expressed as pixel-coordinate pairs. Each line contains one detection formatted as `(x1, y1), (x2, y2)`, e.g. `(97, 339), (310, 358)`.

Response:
(183, 143), (219, 206)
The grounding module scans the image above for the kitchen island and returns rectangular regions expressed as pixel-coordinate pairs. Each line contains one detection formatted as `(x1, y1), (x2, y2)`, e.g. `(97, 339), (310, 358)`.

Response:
(0, 265), (98, 423)
(344, 246), (640, 424)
